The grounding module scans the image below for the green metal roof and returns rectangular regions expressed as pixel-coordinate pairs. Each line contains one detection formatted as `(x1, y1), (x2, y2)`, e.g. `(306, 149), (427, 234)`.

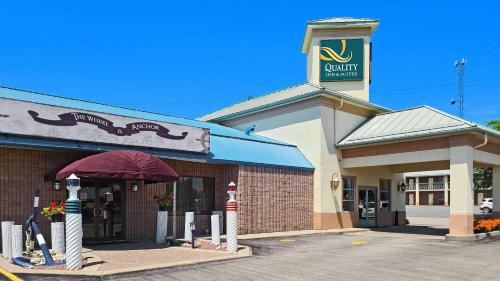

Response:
(338, 106), (500, 147)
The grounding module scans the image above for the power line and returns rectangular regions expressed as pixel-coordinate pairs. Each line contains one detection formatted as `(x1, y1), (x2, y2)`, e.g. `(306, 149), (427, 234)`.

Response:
(372, 76), (500, 95)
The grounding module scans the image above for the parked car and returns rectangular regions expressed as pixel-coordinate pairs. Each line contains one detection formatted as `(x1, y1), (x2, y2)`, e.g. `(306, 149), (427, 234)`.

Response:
(480, 198), (493, 213)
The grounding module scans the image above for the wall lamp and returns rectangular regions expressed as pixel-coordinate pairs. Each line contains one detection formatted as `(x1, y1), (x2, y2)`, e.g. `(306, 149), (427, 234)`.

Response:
(131, 183), (139, 192)
(52, 181), (61, 191)
(330, 173), (340, 190)
(397, 179), (407, 192)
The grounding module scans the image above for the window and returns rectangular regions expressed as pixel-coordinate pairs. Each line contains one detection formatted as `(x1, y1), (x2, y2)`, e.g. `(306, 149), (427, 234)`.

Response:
(166, 176), (215, 215)
(379, 179), (391, 211)
(342, 176), (356, 212)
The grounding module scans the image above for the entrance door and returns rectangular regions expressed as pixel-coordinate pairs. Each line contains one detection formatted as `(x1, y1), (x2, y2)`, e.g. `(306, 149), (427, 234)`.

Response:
(80, 182), (125, 242)
(358, 187), (377, 227)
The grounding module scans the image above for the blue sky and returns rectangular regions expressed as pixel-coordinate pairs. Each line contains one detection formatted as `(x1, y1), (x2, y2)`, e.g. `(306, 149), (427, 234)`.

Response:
(0, 1), (499, 124)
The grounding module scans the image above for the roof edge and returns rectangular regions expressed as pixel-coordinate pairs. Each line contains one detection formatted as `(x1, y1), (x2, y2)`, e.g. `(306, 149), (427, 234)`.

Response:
(301, 18), (380, 53)
(199, 83), (390, 123)
(337, 127), (500, 149)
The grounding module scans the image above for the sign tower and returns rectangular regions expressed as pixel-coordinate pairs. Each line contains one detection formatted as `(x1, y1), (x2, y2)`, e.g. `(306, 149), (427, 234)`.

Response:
(301, 17), (379, 102)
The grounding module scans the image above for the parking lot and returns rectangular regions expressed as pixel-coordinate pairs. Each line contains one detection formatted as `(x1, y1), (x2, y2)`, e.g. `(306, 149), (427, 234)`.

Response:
(22, 229), (500, 281)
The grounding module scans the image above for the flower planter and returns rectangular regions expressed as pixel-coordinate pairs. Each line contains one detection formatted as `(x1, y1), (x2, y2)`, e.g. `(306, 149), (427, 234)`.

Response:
(51, 222), (65, 253)
(10, 225), (23, 258)
(1, 221), (14, 258)
(156, 211), (168, 244)
(51, 214), (64, 223)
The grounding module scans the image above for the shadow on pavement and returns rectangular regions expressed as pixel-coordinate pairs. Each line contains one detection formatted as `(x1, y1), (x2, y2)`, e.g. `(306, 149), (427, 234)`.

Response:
(370, 225), (449, 236)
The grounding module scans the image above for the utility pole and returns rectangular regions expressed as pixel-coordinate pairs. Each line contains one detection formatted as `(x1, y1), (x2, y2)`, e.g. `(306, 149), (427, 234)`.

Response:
(453, 58), (467, 118)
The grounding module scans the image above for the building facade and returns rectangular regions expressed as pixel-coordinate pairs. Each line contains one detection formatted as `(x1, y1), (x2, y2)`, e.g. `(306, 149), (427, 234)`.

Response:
(200, 17), (500, 239)
(405, 170), (492, 206)
(1, 17), (499, 243)
(0, 89), (314, 246)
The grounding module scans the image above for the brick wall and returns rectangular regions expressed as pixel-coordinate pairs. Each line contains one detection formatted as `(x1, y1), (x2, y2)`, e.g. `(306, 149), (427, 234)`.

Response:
(0, 147), (89, 249)
(237, 165), (314, 234)
(125, 159), (239, 241)
(0, 146), (315, 246)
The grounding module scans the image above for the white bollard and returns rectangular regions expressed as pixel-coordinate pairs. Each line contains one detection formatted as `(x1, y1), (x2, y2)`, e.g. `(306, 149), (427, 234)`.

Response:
(10, 225), (23, 258)
(65, 174), (83, 270)
(1, 221), (14, 259)
(66, 213), (82, 270)
(184, 212), (194, 241)
(211, 215), (220, 246)
(226, 182), (238, 253)
(212, 211), (224, 235)
(156, 211), (168, 243)
(51, 222), (65, 253)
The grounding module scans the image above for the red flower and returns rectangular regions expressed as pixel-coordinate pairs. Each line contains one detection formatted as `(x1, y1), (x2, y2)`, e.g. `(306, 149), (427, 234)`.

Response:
(153, 195), (160, 201)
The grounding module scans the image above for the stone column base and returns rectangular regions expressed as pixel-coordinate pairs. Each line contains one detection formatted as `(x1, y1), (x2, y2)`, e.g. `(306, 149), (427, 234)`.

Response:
(445, 234), (477, 241)
(449, 213), (474, 236)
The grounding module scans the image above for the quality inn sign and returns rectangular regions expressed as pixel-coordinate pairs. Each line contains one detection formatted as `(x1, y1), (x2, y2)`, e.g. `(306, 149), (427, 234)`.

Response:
(320, 38), (364, 81)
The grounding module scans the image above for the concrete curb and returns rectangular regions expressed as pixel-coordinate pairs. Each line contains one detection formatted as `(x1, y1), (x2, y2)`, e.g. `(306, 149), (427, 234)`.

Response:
(6, 245), (252, 277)
(446, 230), (500, 241)
(202, 228), (369, 242)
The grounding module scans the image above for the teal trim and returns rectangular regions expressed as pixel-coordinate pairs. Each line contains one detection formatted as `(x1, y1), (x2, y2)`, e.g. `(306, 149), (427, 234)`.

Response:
(0, 86), (314, 170)
(66, 200), (81, 214)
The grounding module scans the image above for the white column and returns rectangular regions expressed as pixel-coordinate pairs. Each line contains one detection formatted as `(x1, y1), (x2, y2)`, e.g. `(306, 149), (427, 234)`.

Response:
(184, 212), (194, 241)
(415, 177), (420, 206)
(10, 225), (23, 258)
(493, 166), (500, 217)
(156, 211), (168, 244)
(444, 175), (449, 207)
(211, 215), (220, 246)
(65, 174), (83, 270)
(65, 212), (82, 270)
(391, 173), (405, 225)
(226, 182), (238, 253)
(447, 143), (474, 238)
(51, 222), (65, 253)
(212, 211), (224, 234)
(1, 221), (14, 259)
(172, 182), (177, 239)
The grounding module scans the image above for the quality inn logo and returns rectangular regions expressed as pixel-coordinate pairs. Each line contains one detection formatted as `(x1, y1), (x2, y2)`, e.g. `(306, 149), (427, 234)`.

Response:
(320, 39), (352, 63)
(320, 39), (364, 81)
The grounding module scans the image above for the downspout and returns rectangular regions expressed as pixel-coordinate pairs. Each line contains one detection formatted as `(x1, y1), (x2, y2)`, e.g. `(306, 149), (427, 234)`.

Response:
(333, 97), (344, 147)
(474, 133), (488, 149)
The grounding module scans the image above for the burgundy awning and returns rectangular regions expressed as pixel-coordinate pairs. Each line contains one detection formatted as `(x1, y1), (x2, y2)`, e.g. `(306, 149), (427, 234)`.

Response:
(55, 150), (179, 182)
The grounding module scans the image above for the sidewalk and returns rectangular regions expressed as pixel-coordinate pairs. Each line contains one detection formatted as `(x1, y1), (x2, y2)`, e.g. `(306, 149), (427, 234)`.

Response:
(212, 228), (368, 241)
(0, 242), (251, 277)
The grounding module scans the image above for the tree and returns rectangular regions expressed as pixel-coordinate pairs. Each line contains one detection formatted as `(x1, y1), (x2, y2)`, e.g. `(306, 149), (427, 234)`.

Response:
(473, 118), (499, 190)
(486, 118), (500, 131)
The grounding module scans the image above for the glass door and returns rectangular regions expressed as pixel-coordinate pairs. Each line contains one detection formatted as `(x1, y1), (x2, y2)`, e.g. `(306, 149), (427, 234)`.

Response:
(81, 185), (98, 240)
(80, 182), (125, 242)
(358, 188), (377, 227)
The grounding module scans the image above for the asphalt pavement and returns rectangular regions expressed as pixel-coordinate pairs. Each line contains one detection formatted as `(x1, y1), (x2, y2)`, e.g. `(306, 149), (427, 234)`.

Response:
(20, 230), (500, 281)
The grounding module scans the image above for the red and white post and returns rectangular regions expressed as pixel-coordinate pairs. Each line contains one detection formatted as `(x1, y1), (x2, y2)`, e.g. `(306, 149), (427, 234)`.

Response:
(226, 182), (238, 253)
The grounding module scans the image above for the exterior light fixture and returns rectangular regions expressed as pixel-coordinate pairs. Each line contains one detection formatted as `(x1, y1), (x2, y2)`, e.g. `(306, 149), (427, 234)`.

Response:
(397, 179), (407, 192)
(330, 173), (340, 190)
(52, 181), (61, 191)
(189, 222), (196, 248)
(131, 183), (139, 192)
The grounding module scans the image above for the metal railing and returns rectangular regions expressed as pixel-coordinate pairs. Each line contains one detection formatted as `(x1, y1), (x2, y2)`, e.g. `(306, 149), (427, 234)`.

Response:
(406, 182), (449, 191)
